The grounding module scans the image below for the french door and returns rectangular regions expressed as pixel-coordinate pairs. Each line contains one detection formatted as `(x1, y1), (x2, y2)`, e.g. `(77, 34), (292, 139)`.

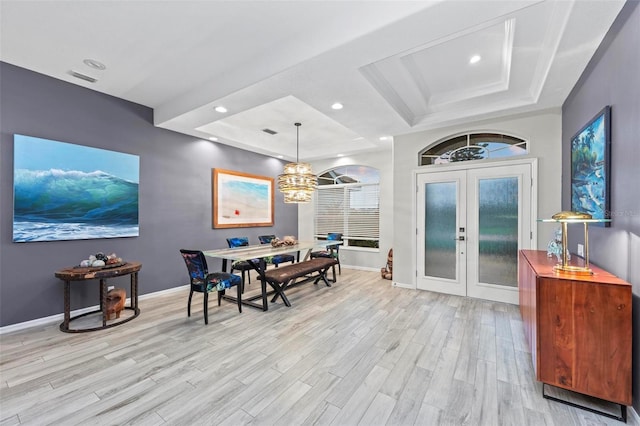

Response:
(416, 161), (534, 304)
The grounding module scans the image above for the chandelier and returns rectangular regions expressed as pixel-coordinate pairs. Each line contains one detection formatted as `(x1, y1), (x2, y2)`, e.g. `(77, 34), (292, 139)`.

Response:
(278, 122), (317, 203)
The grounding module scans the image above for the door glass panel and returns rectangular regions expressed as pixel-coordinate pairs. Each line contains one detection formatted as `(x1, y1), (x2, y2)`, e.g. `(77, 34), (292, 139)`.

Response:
(424, 182), (456, 279)
(478, 177), (518, 286)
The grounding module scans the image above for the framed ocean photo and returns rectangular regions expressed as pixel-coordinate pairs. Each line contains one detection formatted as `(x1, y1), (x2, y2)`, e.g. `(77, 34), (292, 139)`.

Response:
(13, 135), (140, 242)
(570, 106), (611, 226)
(212, 168), (274, 228)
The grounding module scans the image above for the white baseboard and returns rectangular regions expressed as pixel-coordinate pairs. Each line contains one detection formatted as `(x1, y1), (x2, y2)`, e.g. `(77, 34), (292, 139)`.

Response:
(392, 281), (415, 289)
(342, 265), (379, 272)
(0, 284), (189, 335)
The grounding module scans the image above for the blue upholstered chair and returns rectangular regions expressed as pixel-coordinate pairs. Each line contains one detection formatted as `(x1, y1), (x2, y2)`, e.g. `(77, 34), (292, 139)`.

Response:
(179, 249), (242, 324)
(226, 237), (255, 291)
(258, 235), (296, 267)
(311, 233), (342, 275)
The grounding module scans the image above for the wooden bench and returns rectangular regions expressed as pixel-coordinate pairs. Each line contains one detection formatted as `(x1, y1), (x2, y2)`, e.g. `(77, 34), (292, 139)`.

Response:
(262, 257), (338, 307)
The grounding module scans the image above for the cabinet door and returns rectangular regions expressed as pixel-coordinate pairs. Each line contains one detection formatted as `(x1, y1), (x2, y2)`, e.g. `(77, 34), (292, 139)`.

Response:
(572, 283), (632, 405)
(537, 277), (574, 388)
(537, 277), (632, 405)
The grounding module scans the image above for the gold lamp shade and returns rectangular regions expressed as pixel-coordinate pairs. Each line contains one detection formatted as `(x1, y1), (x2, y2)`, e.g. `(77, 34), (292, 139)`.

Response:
(277, 123), (317, 203)
(552, 211), (593, 221)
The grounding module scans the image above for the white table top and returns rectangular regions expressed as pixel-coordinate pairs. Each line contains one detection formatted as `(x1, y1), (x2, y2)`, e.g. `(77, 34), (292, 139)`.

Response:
(203, 240), (340, 262)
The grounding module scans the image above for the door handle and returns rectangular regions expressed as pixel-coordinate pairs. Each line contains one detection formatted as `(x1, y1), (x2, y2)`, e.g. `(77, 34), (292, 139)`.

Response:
(454, 236), (465, 241)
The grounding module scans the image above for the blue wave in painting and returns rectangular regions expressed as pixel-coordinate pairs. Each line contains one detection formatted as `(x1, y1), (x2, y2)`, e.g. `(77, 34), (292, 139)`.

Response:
(14, 169), (138, 232)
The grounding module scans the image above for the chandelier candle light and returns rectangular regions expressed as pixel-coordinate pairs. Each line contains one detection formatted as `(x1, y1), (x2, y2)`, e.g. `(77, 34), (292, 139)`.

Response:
(278, 122), (318, 203)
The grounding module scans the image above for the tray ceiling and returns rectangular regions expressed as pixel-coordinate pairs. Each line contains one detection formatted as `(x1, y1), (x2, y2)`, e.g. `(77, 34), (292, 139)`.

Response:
(0, 0), (625, 161)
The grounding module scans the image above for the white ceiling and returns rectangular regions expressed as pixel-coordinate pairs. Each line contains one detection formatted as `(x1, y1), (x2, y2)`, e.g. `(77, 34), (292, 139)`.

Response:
(0, 0), (625, 161)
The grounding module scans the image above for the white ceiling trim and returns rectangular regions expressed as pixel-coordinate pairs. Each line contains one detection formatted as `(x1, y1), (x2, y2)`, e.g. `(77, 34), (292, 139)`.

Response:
(0, 0), (626, 160)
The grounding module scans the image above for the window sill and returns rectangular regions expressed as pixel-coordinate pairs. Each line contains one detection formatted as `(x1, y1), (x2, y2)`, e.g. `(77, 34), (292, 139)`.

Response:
(341, 246), (379, 253)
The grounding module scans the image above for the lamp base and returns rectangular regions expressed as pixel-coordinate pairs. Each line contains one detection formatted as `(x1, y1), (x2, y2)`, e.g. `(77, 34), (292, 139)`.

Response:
(553, 264), (593, 276)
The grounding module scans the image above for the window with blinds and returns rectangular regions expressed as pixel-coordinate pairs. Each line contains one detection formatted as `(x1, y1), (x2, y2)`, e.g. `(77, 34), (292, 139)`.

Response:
(314, 166), (380, 248)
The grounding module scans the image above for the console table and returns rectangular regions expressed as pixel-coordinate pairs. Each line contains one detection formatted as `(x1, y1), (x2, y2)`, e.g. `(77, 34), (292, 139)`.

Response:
(518, 250), (631, 422)
(54, 261), (141, 333)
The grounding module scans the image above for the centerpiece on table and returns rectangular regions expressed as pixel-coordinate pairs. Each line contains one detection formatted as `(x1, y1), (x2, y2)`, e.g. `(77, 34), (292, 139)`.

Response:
(270, 235), (297, 247)
(79, 252), (124, 268)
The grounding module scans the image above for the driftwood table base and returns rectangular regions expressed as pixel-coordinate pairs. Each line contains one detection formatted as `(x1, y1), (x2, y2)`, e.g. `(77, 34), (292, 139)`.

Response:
(55, 262), (141, 333)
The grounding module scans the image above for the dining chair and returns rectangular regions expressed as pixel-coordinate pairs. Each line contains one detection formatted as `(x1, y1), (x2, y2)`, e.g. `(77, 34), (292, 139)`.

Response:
(179, 249), (242, 324)
(310, 232), (342, 275)
(226, 237), (254, 291)
(258, 235), (296, 267)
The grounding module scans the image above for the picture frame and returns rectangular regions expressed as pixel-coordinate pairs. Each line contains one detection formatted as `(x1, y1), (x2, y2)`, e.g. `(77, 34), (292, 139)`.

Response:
(212, 168), (274, 228)
(570, 106), (611, 226)
(13, 134), (140, 242)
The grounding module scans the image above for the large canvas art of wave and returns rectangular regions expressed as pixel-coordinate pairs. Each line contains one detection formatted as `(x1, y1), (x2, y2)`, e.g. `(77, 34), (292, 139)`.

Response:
(13, 135), (139, 242)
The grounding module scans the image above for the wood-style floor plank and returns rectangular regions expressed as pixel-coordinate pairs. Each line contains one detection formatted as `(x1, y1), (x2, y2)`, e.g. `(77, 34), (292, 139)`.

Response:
(0, 268), (636, 425)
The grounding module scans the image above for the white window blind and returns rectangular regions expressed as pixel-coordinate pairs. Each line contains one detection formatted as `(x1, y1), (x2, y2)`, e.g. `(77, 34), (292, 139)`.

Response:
(315, 183), (379, 242)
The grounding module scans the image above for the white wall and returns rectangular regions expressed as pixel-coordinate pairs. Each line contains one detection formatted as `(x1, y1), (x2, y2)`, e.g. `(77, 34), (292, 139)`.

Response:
(298, 149), (393, 271)
(392, 110), (563, 288)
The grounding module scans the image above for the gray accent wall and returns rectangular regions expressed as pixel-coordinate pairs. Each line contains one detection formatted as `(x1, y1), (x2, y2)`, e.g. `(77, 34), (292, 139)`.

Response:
(0, 62), (298, 327)
(561, 0), (639, 413)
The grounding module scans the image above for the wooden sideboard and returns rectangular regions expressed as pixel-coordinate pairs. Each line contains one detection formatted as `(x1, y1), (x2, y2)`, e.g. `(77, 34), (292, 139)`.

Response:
(518, 250), (632, 415)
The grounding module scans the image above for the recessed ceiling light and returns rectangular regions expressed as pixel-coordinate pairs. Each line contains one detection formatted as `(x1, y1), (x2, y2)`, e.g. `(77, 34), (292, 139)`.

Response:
(331, 103), (344, 110)
(83, 58), (106, 70)
(214, 106), (228, 113)
(277, 155), (284, 159)
(379, 136), (390, 141)
(337, 154), (344, 157)
(209, 136), (218, 141)
(469, 55), (481, 64)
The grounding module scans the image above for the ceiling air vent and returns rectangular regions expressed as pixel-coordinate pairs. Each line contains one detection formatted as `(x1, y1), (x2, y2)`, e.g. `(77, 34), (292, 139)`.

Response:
(68, 70), (97, 83)
(262, 128), (278, 135)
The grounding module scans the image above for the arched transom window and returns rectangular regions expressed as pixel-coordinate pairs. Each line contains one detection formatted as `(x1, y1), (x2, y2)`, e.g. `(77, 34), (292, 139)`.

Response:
(419, 133), (527, 166)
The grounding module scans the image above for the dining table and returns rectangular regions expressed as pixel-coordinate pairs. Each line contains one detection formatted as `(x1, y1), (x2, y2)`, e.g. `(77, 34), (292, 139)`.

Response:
(203, 240), (341, 311)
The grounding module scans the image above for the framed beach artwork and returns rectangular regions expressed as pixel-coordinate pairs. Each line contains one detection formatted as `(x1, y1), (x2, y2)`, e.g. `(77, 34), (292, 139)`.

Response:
(13, 134), (140, 242)
(212, 168), (274, 228)
(570, 106), (611, 226)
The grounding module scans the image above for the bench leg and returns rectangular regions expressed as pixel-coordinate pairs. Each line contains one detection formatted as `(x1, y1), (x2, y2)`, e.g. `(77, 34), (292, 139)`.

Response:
(269, 280), (292, 307)
(314, 268), (332, 287)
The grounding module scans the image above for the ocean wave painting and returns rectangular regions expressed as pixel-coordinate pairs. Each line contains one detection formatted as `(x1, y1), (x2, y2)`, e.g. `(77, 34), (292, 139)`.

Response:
(13, 135), (139, 242)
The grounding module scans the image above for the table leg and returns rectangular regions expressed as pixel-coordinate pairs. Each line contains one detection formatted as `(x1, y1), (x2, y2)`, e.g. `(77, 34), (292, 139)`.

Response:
(63, 280), (71, 331)
(260, 258), (269, 311)
(131, 272), (138, 311)
(100, 279), (107, 326)
(246, 258), (269, 311)
(302, 248), (313, 261)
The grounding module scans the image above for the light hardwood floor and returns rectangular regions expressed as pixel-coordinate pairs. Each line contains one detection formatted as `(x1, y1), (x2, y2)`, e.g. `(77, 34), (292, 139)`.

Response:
(0, 269), (636, 425)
